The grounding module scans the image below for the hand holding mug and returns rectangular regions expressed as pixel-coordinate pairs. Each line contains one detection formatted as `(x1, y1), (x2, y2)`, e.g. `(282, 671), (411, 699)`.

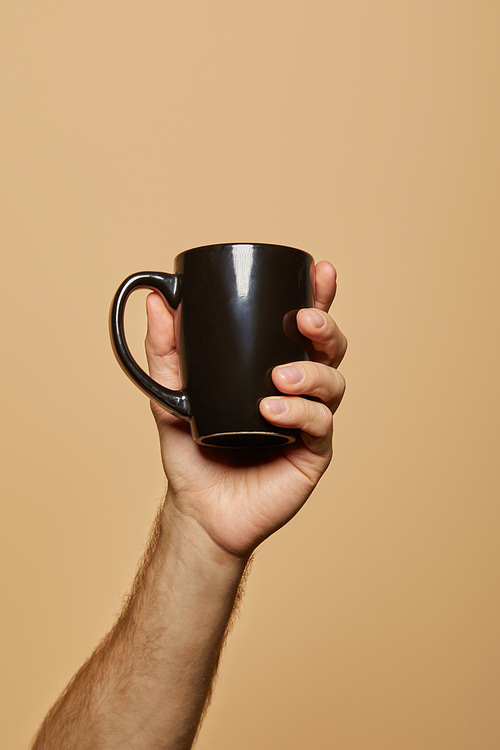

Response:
(110, 245), (347, 558)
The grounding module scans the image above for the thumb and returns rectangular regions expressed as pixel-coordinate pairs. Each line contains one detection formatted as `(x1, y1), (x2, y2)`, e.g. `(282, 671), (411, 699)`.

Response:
(144, 292), (181, 390)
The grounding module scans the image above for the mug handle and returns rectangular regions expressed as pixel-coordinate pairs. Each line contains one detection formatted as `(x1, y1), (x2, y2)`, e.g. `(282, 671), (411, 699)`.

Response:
(109, 272), (191, 420)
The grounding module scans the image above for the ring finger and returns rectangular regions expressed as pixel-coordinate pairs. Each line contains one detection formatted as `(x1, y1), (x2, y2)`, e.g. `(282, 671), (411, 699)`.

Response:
(270, 361), (346, 414)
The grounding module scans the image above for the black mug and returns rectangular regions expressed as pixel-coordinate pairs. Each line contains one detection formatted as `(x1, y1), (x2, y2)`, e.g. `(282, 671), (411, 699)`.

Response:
(110, 243), (314, 448)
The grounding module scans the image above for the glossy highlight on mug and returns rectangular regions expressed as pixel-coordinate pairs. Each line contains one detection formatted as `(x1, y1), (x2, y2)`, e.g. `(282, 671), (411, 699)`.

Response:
(231, 244), (254, 299)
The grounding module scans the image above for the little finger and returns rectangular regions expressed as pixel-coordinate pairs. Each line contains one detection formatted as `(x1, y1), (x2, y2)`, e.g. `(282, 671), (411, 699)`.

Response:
(259, 396), (334, 455)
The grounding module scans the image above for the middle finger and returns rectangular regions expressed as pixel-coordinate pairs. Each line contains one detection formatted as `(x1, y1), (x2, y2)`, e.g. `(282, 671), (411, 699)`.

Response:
(296, 308), (348, 368)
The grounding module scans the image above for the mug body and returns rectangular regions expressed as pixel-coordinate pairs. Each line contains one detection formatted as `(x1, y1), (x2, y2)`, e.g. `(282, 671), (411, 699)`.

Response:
(175, 243), (314, 447)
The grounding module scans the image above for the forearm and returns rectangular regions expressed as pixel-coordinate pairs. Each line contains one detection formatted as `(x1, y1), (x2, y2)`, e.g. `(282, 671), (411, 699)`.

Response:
(32, 492), (249, 750)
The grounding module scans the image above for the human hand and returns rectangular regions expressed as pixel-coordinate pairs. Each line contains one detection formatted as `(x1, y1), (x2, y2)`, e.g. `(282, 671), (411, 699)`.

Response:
(145, 260), (347, 560)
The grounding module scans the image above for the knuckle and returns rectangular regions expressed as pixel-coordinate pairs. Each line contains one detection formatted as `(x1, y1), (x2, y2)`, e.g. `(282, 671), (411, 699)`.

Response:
(317, 403), (333, 436)
(325, 315), (338, 338)
(341, 334), (348, 358)
(336, 370), (347, 397)
(307, 362), (338, 402)
(303, 361), (322, 389)
(321, 402), (334, 429)
(317, 314), (336, 341)
(303, 399), (332, 437)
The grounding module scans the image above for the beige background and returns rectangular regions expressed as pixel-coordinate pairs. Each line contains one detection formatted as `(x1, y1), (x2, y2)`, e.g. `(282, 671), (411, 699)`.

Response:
(2, 1), (499, 748)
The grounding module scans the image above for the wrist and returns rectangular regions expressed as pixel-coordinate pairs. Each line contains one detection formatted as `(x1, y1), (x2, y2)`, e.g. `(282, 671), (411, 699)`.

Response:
(161, 489), (250, 578)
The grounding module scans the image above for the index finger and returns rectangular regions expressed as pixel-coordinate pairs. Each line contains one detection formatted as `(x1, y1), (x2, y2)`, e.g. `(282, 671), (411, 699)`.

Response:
(313, 261), (337, 312)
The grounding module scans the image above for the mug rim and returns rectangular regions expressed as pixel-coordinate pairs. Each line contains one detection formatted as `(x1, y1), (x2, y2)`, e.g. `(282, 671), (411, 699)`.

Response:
(176, 242), (314, 263)
(195, 429), (295, 448)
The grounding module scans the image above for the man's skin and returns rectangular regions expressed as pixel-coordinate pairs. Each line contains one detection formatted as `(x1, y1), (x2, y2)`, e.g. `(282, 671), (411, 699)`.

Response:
(31, 260), (347, 750)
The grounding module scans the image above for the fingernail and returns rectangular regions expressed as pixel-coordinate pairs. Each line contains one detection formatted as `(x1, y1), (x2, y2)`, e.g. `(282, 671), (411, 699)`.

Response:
(277, 365), (304, 384)
(305, 309), (325, 328)
(264, 398), (287, 415)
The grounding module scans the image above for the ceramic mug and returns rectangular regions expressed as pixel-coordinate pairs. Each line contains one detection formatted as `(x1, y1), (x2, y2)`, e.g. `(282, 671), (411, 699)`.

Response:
(110, 242), (314, 448)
